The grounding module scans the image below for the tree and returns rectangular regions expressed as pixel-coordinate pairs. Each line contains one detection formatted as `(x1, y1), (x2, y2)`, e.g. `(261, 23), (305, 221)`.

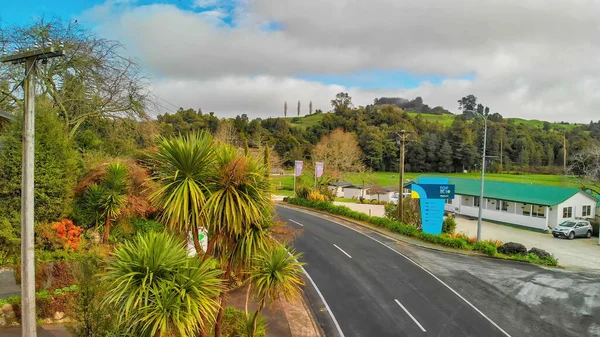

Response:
(263, 146), (271, 177)
(103, 232), (223, 337)
(248, 244), (305, 337)
(150, 132), (216, 255)
(284, 101), (287, 117)
(0, 18), (148, 138)
(312, 129), (364, 180)
(0, 104), (80, 230)
(457, 94), (477, 113)
(100, 163), (128, 244)
(297, 101), (301, 117)
(438, 141), (453, 172)
(569, 146), (600, 193)
(331, 92), (353, 113)
(203, 145), (274, 337)
(214, 119), (239, 146)
(309, 101), (313, 115)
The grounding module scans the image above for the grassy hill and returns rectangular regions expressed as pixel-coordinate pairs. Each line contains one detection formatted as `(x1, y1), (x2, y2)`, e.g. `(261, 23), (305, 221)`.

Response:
(284, 112), (582, 131)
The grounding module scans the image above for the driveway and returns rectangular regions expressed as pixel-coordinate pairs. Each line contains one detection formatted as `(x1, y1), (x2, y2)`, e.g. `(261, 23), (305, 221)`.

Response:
(330, 202), (600, 270)
(454, 216), (600, 270)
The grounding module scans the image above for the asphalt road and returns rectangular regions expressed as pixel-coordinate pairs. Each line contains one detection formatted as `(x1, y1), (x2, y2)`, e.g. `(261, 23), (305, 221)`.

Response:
(277, 205), (511, 337)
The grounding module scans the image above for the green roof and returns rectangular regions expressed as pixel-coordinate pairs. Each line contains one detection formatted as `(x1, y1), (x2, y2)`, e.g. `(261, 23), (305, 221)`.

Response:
(415, 176), (584, 206)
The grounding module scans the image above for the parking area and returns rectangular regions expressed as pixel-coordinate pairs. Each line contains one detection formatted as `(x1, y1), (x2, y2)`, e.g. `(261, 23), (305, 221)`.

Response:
(330, 202), (600, 270)
(454, 216), (600, 270)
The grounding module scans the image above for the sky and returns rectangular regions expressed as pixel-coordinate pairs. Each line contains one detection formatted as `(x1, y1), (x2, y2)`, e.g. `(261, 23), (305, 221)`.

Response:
(2, 0), (600, 123)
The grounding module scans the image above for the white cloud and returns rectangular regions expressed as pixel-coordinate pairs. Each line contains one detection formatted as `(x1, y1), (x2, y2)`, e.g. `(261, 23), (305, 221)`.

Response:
(81, 0), (600, 123)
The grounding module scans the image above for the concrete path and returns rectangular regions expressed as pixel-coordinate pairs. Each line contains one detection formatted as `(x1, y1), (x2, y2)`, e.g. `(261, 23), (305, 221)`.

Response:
(454, 216), (600, 270)
(329, 202), (600, 270)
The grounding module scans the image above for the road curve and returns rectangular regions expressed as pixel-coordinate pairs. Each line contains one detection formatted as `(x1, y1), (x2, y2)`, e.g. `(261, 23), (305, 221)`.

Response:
(277, 205), (511, 337)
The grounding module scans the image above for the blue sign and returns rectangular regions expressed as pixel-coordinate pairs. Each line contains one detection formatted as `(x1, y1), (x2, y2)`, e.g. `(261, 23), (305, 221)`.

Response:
(410, 178), (455, 235)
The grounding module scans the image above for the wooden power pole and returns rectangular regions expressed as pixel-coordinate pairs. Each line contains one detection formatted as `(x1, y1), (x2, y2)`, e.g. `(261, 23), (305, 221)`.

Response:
(1, 45), (63, 337)
(563, 133), (567, 172)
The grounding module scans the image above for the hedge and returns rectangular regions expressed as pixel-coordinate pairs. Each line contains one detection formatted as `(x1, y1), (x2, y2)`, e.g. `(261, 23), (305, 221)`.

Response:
(284, 198), (558, 266)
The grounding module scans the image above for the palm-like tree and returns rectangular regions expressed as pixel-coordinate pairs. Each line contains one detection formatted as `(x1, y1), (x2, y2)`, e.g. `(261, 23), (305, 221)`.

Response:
(204, 144), (274, 337)
(150, 132), (215, 254)
(103, 232), (223, 337)
(248, 244), (305, 337)
(101, 162), (128, 244)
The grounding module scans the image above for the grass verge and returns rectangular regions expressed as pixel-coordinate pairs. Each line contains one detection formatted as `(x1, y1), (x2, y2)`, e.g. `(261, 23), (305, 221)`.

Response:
(284, 198), (558, 266)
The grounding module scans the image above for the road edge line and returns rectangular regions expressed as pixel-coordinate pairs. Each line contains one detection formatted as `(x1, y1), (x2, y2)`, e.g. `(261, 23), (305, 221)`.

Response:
(394, 299), (427, 333)
(333, 244), (352, 258)
(299, 265), (346, 337)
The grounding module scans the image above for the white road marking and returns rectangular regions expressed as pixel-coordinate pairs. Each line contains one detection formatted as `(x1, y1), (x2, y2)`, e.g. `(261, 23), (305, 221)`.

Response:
(333, 244), (352, 258)
(288, 219), (304, 227)
(280, 205), (512, 337)
(300, 265), (346, 337)
(394, 299), (427, 333)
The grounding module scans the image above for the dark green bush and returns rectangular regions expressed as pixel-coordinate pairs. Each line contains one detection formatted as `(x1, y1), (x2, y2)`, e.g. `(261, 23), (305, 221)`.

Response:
(442, 216), (457, 234)
(473, 241), (497, 256)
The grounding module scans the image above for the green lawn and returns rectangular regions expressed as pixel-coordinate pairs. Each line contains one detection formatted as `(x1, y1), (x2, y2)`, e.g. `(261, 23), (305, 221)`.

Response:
(270, 171), (581, 195)
(406, 112), (455, 126)
(285, 114), (326, 129)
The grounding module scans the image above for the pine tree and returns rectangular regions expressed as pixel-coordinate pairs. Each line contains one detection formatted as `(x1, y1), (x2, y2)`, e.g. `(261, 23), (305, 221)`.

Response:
(438, 141), (454, 173)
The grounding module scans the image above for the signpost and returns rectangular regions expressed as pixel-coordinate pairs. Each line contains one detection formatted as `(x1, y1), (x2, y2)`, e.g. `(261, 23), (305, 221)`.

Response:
(410, 177), (455, 234)
(315, 162), (324, 190)
(293, 160), (303, 196)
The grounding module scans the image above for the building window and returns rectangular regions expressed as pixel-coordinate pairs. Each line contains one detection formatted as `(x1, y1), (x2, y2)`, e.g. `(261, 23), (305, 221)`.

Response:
(562, 207), (573, 218)
(532, 205), (546, 218)
(474, 197), (480, 207)
(502, 201), (509, 211)
(582, 205), (592, 217)
(522, 204), (531, 216)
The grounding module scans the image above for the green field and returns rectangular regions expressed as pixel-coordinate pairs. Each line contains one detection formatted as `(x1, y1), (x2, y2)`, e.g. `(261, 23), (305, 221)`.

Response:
(284, 111), (583, 130)
(271, 171), (581, 196)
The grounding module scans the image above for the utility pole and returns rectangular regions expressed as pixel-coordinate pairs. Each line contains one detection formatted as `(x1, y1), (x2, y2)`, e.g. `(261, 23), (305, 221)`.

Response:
(563, 133), (567, 172)
(477, 117), (488, 242)
(1, 45), (64, 337)
(500, 136), (503, 172)
(394, 130), (407, 223)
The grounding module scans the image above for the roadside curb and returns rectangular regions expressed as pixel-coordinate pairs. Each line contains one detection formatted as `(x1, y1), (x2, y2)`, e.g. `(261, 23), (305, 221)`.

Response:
(276, 202), (564, 270)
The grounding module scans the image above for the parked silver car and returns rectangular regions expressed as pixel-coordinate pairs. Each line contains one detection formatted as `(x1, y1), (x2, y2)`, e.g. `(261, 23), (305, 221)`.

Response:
(552, 220), (593, 239)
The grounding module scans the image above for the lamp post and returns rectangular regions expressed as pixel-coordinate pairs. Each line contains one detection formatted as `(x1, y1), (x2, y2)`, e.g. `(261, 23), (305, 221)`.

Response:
(466, 110), (488, 242)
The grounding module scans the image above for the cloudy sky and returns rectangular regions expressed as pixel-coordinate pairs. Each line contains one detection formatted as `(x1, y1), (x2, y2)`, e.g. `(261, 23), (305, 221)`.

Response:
(3, 0), (600, 122)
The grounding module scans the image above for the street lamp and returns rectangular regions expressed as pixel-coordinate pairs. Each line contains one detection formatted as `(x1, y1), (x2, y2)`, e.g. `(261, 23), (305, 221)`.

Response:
(465, 110), (488, 242)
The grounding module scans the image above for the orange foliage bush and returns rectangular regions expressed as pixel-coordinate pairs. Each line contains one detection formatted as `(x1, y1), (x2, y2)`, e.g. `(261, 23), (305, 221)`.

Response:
(37, 219), (83, 252)
(450, 232), (478, 245)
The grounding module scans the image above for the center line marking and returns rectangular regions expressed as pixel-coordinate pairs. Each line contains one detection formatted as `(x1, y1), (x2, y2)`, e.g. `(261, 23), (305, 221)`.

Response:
(333, 244), (352, 258)
(395, 299), (427, 333)
(288, 219), (304, 227)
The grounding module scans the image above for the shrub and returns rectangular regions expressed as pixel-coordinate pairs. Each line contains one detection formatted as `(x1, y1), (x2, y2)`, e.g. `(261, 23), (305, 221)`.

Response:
(370, 199), (379, 204)
(442, 216), (457, 234)
(384, 204), (398, 221)
(317, 186), (336, 202)
(36, 219), (84, 252)
(307, 191), (326, 202)
(528, 247), (551, 260)
(498, 242), (527, 255)
(450, 232), (477, 245)
(473, 241), (497, 256)
(0, 218), (20, 266)
(295, 186), (311, 199)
